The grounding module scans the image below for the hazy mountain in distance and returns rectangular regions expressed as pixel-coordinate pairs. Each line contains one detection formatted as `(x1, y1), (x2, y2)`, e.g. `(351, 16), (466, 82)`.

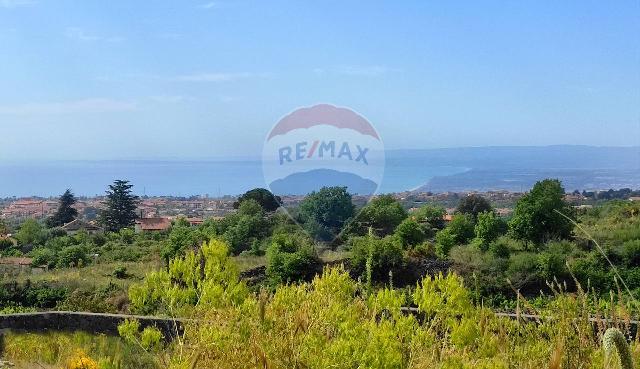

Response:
(269, 169), (378, 195)
(388, 145), (639, 170)
(399, 145), (640, 192)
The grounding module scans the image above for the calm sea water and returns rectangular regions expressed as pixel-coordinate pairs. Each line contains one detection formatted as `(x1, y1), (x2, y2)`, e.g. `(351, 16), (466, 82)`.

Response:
(0, 159), (468, 197)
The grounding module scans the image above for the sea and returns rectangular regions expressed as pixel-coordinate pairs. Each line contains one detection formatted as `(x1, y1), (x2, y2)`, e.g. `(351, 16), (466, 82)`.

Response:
(0, 159), (468, 197)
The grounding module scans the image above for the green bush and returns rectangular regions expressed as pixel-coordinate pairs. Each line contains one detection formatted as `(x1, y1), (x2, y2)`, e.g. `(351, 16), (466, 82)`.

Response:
(569, 252), (610, 292)
(30, 247), (58, 268)
(350, 235), (404, 281)
(57, 245), (90, 268)
(448, 214), (475, 245)
(266, 233), (321, 285)
(351, 194), (407, 236)
(119, 228), (136, 244)
(408, 241), (436, 258)
(411, 205), (447, 232)
(623, 239), (640, 266)
(113, 265), (127, 279)
(0, 238), (16, 253)
(537, 251), (567, 281)
(394, 218), (425, 248)
(56, 289), (117, 313)
(506, 253), (541, 290)
(435, 228), (456, 258)
(487, 237), (511, 258)
(474, 211), (507, 250)
(0, 282), (68, 309)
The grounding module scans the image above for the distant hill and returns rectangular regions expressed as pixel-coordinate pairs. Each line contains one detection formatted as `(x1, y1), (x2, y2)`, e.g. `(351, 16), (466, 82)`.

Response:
(269, 169), (378, 195)
(391, 145), (640, 192)
(388, 145), (640, 170)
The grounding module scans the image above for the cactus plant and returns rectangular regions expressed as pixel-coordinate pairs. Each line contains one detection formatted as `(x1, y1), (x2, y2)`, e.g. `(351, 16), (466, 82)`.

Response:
(603, 328), (634, 369)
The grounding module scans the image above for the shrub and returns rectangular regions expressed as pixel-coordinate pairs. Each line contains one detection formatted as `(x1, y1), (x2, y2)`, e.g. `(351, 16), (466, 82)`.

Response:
(128, 239), (248, 315)
(435, 228), (456, 258)
(49, 228), (67, 238)
(456, 194), (493, 219)
(91, 233), (107, 247)
(266, 233), (321, 284)
(0, 238), (16, 252)
(30, 247), (58, 268)
(56, 289), (116, 313)
(448, 214), (475, 244)
(474, 211), (507, 250)
(113, 265), (127, 279)
(488, 237), (511, 259)
(623, 239), (640, 266)
(394, 218), (425, 248)
(408, 241), (436, 258)
(506, 253), (541, 290)
(57, 245), (90, 268)
(569, 251), (610, 292)
(16, 282), (68, 308)
(352, 194), (407, 236)
(412, 205), (447, 231)
(537, 251), (567, 281)
(119, 228), (136, 244)
(15, 219), (45, 246)
(350, 235), (404, 281)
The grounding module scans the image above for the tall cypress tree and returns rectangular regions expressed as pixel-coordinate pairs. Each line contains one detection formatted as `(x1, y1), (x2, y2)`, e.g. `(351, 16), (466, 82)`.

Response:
(46, 189), (78, 228)
(99, 180), (140, 232)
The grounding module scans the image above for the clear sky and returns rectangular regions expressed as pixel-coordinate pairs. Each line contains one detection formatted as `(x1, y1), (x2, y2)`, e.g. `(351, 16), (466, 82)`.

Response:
(0, 0), (638, 160)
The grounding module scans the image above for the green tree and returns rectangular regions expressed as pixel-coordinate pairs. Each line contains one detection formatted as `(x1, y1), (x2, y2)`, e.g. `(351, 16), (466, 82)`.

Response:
(57, 245), (89, 267)
(351, 194), (407, 236)
(508, 179), (575, 245)
(234, 188), (281, 212)
(46, 189), (78, 228)
(99, 180), (140, 232)
(15, 219), (45, 245)
(266, 232), (320, 284)
(456, 194), (492, 219)
(394, 218), (426, 248)
(473, 211), (507, 250)
(298, 186), (355, 240)
(237, 198), (264, 216)
(30, 247), (58, 268)
(412, 205), (447, 233)
(435, 228), (456, 258)
(447, 214), (475, 245)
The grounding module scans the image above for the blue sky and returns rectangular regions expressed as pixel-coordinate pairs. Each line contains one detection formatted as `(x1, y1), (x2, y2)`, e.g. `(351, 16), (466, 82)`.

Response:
(0, 0), (638, 160)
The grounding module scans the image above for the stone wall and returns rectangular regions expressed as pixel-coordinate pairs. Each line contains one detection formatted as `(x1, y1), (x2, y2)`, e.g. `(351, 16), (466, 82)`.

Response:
(0, 311), (184, 341)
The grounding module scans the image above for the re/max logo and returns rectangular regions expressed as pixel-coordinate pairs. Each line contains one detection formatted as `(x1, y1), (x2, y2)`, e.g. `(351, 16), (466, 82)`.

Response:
(278, 140), (369, 165)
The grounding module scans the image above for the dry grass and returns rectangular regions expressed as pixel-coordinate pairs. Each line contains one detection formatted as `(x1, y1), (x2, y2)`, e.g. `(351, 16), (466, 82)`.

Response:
(8, 259), (163, 291)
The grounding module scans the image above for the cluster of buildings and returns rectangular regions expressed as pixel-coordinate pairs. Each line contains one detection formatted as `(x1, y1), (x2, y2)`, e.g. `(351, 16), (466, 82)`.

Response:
(137, 197), (235, 218)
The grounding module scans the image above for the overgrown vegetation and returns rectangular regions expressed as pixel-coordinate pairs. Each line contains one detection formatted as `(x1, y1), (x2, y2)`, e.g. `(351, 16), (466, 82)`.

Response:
(2, 179), (640, 368)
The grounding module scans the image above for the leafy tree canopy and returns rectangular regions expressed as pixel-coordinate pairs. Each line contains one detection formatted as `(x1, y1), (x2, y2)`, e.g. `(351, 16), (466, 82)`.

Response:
(234, 188), (281, 212)
(99, 180), (140, 232)
(394, 218), (426, 248)
(46, 189), (78, 228)
(16, 219), (45, 246)
(447, 214), (476, 245)
(351, 194), (407, 236)
(508, 179), (575, 245)
(456, 194), (492, 219)
(474, 211), (508, 250)
(411, 205), (447, 234)
(298, 186), (355, 240)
